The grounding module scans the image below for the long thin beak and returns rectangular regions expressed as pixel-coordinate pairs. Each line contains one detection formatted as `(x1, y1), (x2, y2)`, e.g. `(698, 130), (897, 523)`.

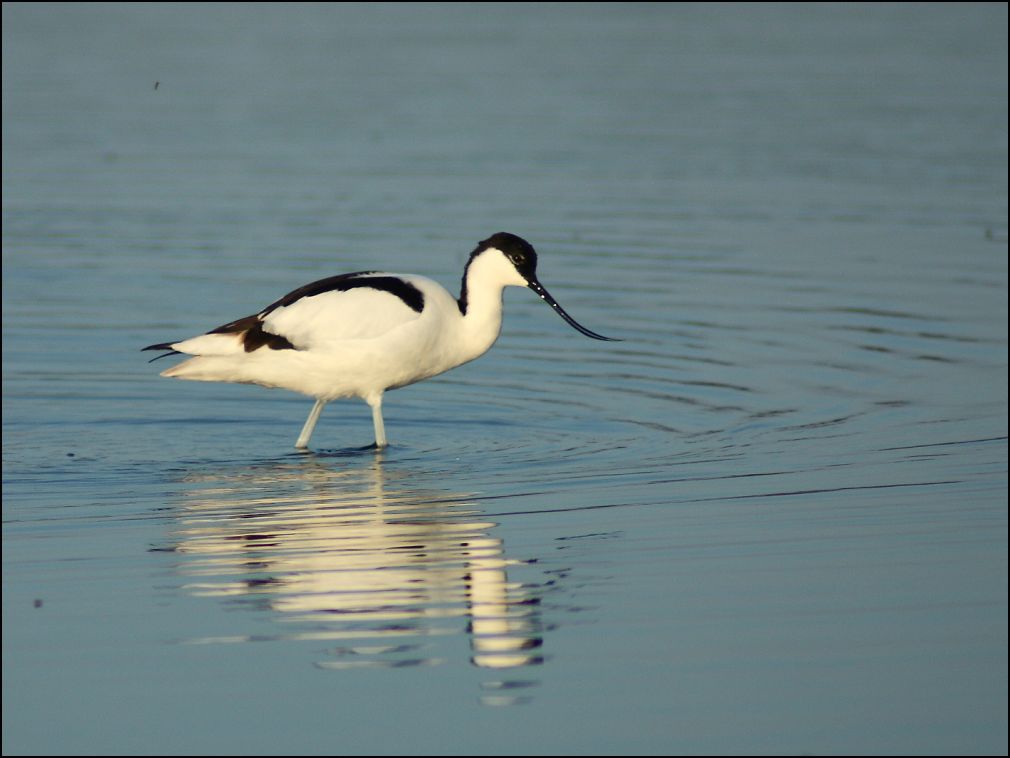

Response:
(526, 277), (620, 341)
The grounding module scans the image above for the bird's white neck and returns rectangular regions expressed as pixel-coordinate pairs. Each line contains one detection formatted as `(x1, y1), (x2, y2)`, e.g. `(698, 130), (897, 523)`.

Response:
(455, 249), (525, 362)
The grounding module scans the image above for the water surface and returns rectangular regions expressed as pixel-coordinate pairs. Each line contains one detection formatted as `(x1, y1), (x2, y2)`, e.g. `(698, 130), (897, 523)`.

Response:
(3, 4), (1007, 755)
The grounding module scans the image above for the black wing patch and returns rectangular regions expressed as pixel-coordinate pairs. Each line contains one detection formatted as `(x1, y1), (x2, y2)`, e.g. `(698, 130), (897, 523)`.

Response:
(209, 315), (296, 352)
(259, 273), (425, 317)
(142, 273), (425, 357)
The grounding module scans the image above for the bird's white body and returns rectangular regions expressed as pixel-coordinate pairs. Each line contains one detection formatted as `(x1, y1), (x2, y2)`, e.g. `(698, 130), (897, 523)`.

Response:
(164, 273), (493, 400)
(146, 233), (615, 449)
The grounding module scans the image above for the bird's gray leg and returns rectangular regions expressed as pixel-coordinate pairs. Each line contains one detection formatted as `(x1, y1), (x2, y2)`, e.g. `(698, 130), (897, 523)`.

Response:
(295, 399), (326, 449)
(367, 393), (387, 448)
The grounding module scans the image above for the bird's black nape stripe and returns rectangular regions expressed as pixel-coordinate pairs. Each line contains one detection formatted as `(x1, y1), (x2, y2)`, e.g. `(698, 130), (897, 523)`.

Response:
(261, 273), (425, 316)
(458, 232), (538, 314)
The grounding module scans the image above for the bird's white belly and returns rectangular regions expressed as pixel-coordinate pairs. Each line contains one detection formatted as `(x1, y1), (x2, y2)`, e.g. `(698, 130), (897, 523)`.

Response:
(292, 330), (459, 400)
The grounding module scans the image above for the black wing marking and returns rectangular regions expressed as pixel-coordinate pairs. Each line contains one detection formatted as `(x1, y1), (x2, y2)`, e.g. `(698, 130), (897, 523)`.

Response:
(208, 314), (296, 352)
(258, 272), (425, 317)
(142, 272), (425, 357)
(141, 343), (183, 362)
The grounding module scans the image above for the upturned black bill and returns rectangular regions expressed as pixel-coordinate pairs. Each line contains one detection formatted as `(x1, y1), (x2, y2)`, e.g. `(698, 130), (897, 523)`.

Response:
(527, 278), (620, 341)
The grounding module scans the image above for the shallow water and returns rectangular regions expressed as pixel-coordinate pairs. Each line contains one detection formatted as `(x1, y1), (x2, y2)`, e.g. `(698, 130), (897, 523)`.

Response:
(3, 4), (1007, 755)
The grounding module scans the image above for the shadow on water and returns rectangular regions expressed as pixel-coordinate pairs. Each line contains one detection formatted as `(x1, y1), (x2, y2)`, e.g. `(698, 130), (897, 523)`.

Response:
(154, 450), (546, 706)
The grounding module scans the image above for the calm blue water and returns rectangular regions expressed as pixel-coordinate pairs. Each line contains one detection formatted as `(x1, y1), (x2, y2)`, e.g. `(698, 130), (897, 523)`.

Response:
(3, 3), (1007, 755)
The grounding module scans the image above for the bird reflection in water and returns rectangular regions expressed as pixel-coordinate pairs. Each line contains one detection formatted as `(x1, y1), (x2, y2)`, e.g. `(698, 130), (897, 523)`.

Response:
(162, 452), (544, 703)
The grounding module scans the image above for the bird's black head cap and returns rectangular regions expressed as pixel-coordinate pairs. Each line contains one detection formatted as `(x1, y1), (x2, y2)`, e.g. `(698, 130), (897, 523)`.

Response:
(475, 232), (538, 279)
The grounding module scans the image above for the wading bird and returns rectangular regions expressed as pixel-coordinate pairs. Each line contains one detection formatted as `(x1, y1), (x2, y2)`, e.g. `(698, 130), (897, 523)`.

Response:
(144, 232), (618, 449)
